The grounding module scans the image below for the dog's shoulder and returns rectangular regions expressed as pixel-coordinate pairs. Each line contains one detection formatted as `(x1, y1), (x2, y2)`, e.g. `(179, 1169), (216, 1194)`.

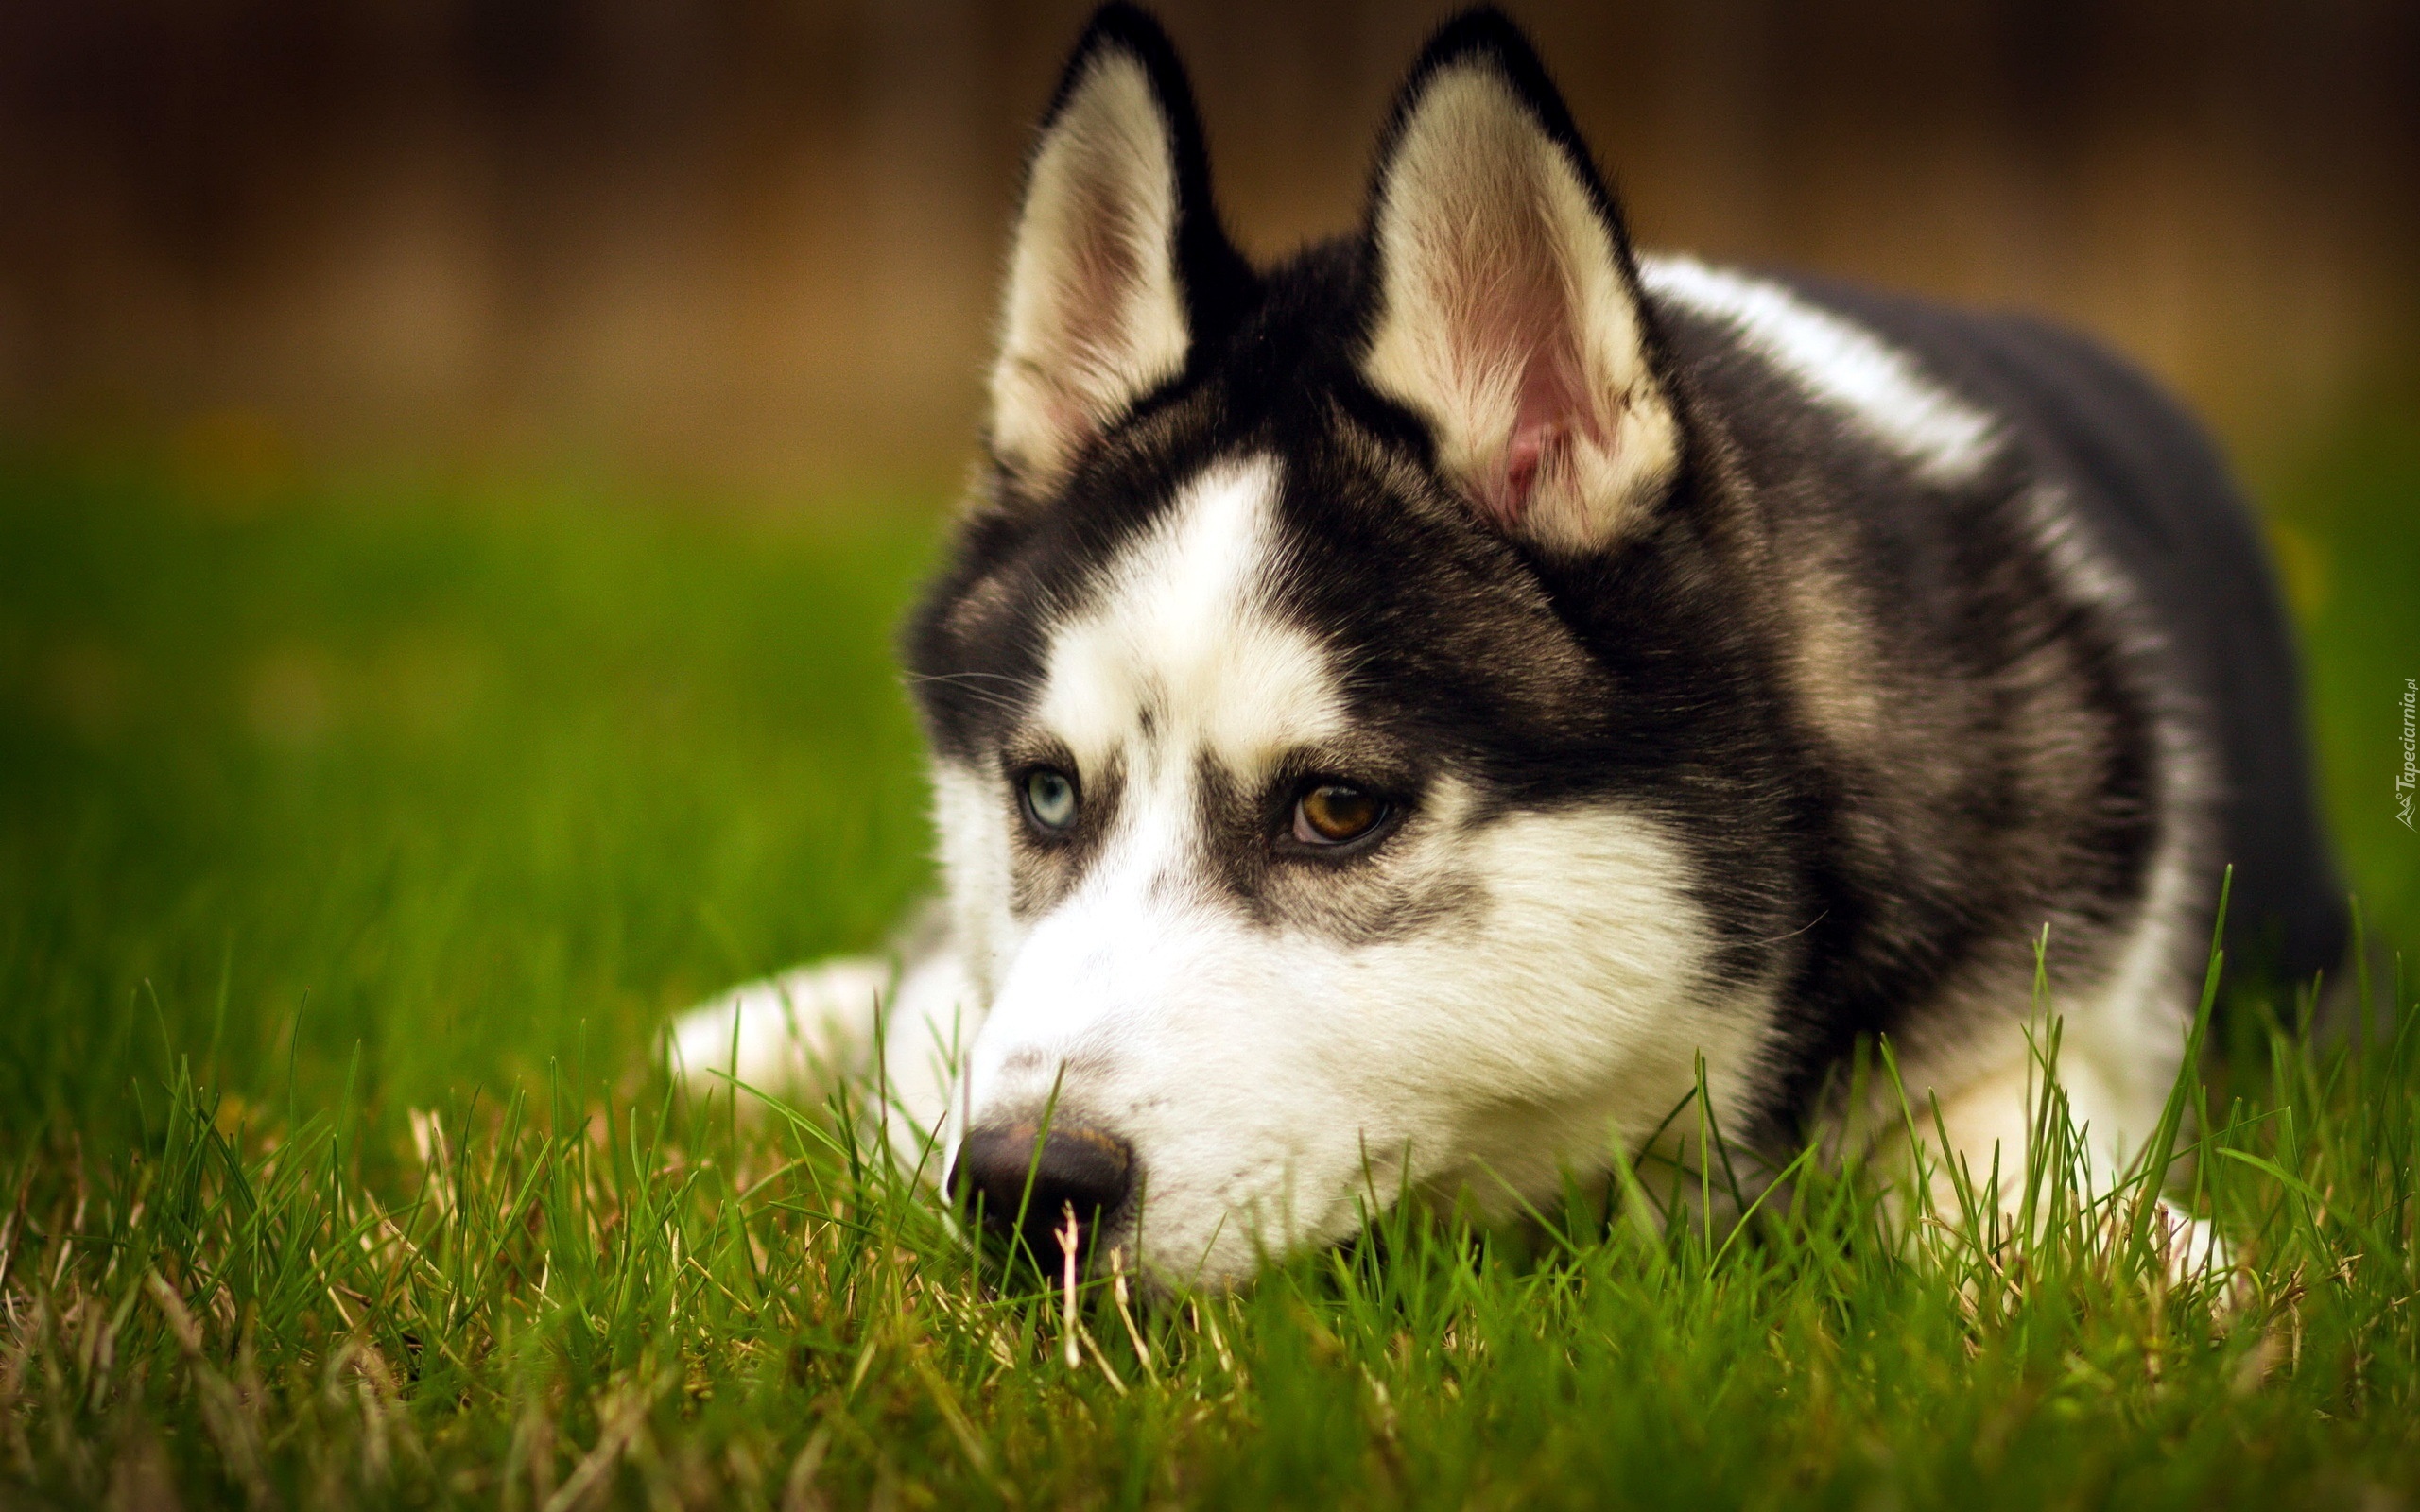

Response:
(1638, 254), (2342, 995)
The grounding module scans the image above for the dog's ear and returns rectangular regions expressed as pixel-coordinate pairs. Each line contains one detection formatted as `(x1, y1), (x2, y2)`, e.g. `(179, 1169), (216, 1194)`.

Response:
(989, 5), (1249, 495)
(1358, 10), (1681, 554)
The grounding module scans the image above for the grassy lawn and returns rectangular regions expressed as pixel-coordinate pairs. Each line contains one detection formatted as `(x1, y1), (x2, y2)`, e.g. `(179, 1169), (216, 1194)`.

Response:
(2, 414), (2417, 1509)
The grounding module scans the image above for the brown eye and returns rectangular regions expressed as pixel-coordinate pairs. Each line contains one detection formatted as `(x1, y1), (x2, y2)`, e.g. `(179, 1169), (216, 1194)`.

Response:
(1293, 782), (1385, 846)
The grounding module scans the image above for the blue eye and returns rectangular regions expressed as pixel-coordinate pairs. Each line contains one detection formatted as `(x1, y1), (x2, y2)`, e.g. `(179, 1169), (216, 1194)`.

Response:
(1022, 767), (1079, 832)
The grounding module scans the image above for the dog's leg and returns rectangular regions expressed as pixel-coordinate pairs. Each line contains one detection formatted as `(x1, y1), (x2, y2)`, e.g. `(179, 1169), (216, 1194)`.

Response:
(669, 903), (982, 1164)
(1898, 1022), (2226, 1283)
(868, 933), (983, 1169)
(672, 956), (891, 1093)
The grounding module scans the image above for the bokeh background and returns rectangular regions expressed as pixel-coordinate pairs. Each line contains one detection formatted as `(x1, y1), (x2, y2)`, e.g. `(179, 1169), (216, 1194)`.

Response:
(3, 0), (2417, 1131)
(5, 0), (2416, 489)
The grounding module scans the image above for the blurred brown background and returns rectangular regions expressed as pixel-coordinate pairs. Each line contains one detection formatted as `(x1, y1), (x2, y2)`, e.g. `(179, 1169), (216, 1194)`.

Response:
(3, 0), (2414, 492)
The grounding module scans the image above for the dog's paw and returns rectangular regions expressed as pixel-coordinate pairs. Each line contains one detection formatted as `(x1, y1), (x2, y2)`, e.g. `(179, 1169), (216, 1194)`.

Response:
(669, 956), (893, 1096)
(2146, 1198), (2246, 1301)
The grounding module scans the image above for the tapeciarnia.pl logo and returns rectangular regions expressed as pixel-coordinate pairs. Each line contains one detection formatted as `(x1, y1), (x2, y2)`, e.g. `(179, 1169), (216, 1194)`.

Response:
(2398, 677), (2417, 832)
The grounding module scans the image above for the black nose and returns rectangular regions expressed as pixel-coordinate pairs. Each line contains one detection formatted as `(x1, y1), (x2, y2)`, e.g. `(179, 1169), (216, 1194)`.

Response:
(950, 1121), (1135, 1261)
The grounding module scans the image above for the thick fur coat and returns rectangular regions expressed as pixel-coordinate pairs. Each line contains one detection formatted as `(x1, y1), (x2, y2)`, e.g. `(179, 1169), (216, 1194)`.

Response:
(676, 6), (2341, 1293)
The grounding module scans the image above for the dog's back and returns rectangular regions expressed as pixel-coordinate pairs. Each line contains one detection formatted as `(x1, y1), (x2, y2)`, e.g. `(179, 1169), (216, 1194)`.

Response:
(1809, 278), (2343, 988)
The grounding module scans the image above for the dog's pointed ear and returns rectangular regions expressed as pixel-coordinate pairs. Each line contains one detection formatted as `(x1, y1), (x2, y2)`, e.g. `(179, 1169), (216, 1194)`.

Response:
(989, 4), (1248, 495)
(1358, 10), (1682, 554)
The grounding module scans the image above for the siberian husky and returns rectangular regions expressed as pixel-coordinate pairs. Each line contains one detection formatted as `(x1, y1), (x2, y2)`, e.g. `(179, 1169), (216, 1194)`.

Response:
(676, 5), (2342, 1292)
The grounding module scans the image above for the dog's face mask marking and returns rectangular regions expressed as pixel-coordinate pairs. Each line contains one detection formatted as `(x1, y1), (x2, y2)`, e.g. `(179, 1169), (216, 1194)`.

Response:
(904, 9), (1782, 1291)
(919, 449), (1774, 1289)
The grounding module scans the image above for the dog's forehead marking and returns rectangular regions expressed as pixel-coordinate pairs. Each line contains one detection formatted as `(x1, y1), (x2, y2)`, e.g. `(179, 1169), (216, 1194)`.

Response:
(1036, 455), (1345, 778)
(1639, 254), (2000, 486)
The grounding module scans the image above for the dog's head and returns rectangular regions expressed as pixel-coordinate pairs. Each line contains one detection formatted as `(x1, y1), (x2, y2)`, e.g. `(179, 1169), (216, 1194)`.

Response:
(907, 6), (1790, 1290)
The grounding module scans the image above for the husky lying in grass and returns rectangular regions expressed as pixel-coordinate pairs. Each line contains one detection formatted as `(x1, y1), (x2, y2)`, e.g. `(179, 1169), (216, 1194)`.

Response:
(676, 5), (2341, 1292)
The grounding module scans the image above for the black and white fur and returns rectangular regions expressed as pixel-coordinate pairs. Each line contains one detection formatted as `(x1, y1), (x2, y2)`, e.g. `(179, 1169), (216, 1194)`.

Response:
(676, 7), (2342, 1292)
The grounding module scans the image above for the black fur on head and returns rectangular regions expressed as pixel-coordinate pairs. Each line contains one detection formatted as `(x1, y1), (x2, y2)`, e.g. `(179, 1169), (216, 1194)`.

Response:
(908, 5), (1781, 987)
(913, 2), (1743, 787)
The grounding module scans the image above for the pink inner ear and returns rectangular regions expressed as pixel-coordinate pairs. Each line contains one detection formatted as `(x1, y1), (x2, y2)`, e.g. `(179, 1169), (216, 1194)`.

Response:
(1492, 350), (1589, 525)
(1457, 227), (1599, 527)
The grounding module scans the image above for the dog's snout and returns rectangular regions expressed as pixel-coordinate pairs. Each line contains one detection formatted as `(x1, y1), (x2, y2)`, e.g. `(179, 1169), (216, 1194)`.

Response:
(950, 1120), (1135, 1257)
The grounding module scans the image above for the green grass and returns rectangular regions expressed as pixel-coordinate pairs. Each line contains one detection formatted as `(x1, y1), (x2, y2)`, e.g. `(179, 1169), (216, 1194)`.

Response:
(2, 413), (2417, 1510)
